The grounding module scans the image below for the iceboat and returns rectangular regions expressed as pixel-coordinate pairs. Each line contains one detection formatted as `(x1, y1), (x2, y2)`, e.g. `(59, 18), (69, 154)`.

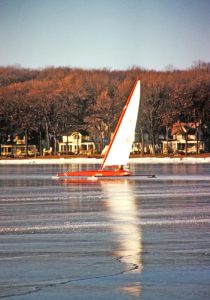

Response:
(57, 79), (140, 178)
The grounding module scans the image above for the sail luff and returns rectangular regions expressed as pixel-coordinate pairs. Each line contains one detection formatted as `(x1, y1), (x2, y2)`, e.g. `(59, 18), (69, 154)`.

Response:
(100, 79), (140, 170)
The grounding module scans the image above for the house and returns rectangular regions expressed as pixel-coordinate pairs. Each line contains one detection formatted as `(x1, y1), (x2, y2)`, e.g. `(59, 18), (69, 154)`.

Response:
(58, 131), (96, 155)
(0, 144), (13, 157)
(13, 134), (25, 145)
(1, 144), (37, 157)
(162, 122), (205, 155)
(0, 134), (37, 157)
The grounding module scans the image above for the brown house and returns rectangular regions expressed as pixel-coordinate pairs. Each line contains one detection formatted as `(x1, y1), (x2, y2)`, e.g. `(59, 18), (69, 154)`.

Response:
(162, 122), (204, 155)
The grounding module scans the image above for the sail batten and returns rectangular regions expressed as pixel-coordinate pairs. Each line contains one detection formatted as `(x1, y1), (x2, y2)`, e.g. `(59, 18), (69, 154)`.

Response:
(101, 80), (140, 169)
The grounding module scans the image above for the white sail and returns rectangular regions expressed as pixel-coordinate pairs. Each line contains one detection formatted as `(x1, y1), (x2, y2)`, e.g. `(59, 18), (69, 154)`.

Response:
(101, 80), (140, 169)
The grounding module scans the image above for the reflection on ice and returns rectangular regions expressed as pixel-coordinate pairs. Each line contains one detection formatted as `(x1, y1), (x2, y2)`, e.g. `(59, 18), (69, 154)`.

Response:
(101, 180), (142, 297)
(101, 180), (142, 272)
(120, 285), (141, 297)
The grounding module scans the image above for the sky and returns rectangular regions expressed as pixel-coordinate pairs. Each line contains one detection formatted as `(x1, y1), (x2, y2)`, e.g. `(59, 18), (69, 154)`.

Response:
(0, 0), (210, 70)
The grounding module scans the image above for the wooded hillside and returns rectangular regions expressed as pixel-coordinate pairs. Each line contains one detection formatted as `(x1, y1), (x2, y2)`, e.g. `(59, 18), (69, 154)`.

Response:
(0, 64), (210, 152)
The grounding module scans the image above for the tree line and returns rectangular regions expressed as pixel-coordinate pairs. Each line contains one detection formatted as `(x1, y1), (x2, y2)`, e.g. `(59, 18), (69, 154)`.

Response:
(0, 63), (210, 154)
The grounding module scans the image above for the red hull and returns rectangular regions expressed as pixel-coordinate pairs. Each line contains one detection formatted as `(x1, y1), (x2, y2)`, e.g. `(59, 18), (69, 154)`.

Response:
(57, 169), (132, 178)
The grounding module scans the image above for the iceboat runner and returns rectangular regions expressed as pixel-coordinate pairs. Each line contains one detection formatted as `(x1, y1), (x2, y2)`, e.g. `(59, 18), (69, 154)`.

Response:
(57, 79), (141, 178)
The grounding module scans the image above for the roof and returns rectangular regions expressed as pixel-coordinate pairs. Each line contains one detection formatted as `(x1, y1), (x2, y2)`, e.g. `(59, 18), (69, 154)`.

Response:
(59, 130), (90, 136)
(171, 122), (196, 135)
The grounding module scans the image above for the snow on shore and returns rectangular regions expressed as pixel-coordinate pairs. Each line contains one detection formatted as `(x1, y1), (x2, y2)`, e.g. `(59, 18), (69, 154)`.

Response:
(0, 156), (210, 165)
(130, 156), (210, 164)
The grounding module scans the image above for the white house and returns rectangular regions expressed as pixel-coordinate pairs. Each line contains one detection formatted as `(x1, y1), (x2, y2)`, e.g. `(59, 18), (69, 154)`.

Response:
(58, 131), (96, 155)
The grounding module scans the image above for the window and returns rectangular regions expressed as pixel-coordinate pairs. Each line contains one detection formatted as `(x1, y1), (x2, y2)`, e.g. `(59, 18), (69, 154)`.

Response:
(177, 143), (185, 150)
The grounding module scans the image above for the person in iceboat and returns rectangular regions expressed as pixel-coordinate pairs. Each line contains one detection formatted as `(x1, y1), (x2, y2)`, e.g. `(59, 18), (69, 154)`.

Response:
(115, 165), (129, 172)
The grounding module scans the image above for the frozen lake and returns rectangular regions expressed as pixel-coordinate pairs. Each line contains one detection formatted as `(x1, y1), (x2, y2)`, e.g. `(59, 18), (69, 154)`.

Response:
(0, 163), (210, 299)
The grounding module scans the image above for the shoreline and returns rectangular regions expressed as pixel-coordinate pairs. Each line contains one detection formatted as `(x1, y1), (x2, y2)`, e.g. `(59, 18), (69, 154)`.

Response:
(0, 155), (210, 165)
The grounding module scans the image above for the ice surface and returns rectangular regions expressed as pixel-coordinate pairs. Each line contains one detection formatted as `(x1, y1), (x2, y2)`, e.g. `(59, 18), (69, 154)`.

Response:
(0, 164), (210, 299)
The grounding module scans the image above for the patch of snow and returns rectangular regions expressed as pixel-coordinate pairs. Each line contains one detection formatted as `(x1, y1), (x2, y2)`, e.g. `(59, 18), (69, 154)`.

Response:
(0, 156), (210, 165)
